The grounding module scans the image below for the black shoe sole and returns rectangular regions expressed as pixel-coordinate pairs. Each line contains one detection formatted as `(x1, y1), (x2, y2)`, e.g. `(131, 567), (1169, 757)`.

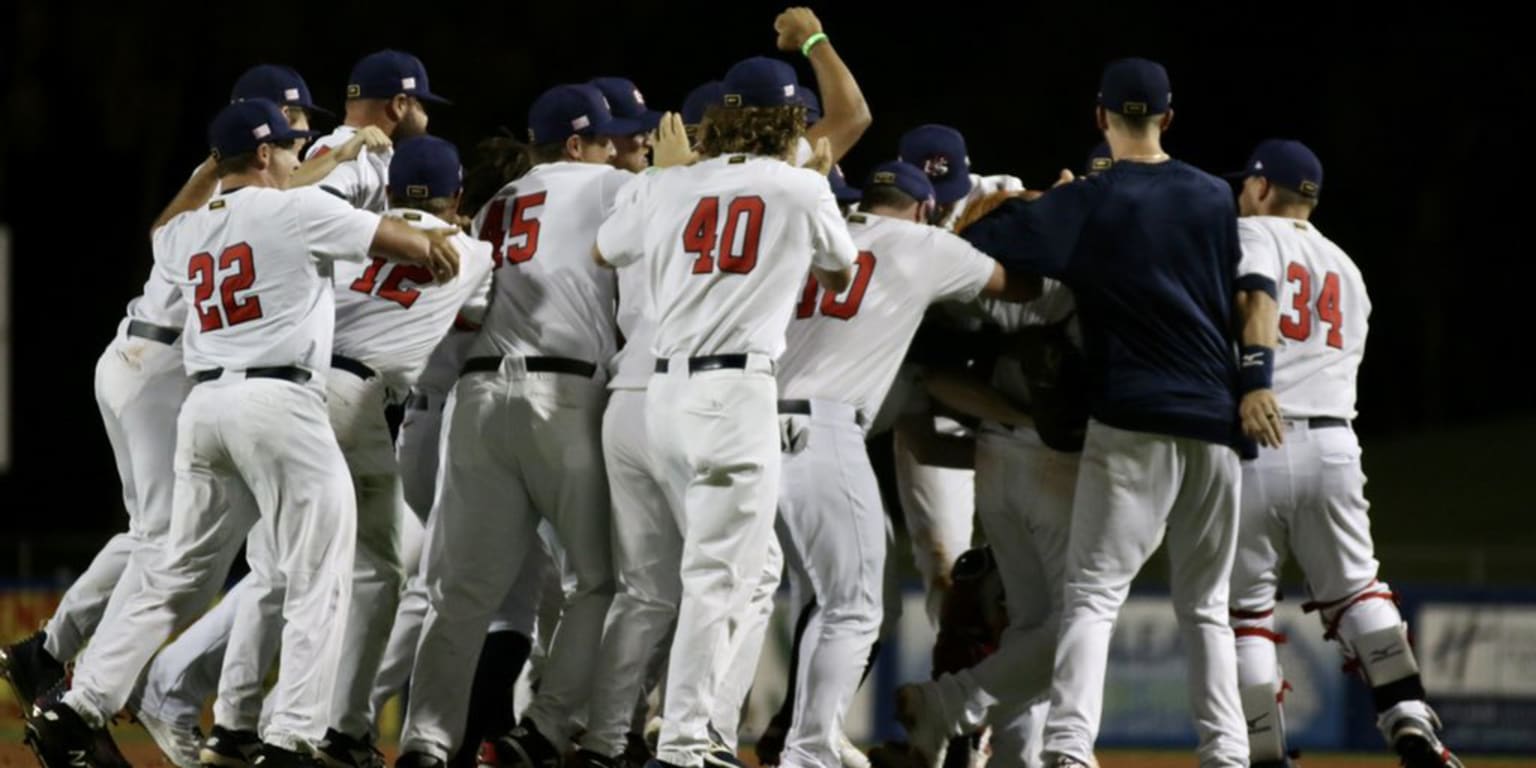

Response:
(1395, 733), (1451, 768)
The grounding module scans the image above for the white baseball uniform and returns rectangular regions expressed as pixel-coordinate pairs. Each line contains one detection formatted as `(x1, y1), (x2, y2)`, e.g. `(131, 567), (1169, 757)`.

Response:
(62, 184), (380, 751)
(912, 284), (1079, 768)
(598, 153), (858, 768)
(305, 125), (394, 213)
(1227, 217), (1422, 761)
(400, 160), (631, 760)
(773, 213), (997, 768)
(891, 171), (1027, 625)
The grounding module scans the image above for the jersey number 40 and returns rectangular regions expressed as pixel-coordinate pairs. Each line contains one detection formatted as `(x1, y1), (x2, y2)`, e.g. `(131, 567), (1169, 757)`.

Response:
(1279, 262), (1343, 349)
(685, 196), (765, 275)
(796, 251), (876, 320)
(189, 242), (263, 332)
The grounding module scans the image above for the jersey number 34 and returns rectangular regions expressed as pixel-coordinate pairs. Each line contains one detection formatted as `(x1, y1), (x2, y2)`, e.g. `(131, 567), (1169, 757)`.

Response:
(1279, 262), (1343, 349)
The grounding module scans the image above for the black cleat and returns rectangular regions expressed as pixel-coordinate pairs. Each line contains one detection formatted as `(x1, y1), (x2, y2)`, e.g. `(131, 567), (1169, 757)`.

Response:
(24, 701), (130, 768)
(317, 729), (385, 768)
(2, 630), (68, 715)
(494, 720), (561, 768)
(201, 725), (264, 768)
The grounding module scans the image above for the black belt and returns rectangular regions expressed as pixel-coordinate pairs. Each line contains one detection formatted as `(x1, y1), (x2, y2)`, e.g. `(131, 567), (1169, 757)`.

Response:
(127, 320), (180, 345)
(461, 355), (597, 378)
(1307, 417), (1349, 429)
(777, 398), (865, 426)
(191, 366), (312, 385)
(331, 354), (377, 380)
(654, 354), (752, 374)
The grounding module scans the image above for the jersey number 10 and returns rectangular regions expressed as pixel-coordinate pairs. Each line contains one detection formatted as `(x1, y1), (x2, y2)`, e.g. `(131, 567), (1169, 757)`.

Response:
(189, 242), (263, 332)
(1279, 262), (1343, 349)
(796, 251), (877, 320)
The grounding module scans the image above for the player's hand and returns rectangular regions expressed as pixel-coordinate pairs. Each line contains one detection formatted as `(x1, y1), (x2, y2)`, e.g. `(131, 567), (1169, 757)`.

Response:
(1052, 169), (1075, 188)
(1240, 389), (1285, 448)
(651, 112), (697, 169)
(336, 126), (393, 162)
(775, 7), (823, 51)
(953, 190), (1026, 234)
(422, 227), (461, 283)
(801, 136), (833, 176)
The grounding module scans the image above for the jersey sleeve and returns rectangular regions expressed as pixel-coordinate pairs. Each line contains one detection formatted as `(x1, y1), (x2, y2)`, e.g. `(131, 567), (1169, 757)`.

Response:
(456, 237), (496, 325)
(596, 173), (653, 267)
(315, 159), (367, 208)
(926, 228), (1000, 304)
(1235, 218), (1281, 298)
(960, 176), (1105, 278)
(808, 180), (857, 272)
(599, 167), (638, 217)
(293, 187), (382, 263)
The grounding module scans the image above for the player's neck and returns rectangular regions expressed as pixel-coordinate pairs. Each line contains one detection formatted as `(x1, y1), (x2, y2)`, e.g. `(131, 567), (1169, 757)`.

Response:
(1108, 135), (1169, 164)
(220, 170), (277, 191)
(1264, 205), (1314, 222)
(864, 205), (915, 222)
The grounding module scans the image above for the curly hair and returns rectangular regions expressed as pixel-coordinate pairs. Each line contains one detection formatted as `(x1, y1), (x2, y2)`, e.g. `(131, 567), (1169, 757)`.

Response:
(698, 104), (806, 160)
(459, 133), (533, 216)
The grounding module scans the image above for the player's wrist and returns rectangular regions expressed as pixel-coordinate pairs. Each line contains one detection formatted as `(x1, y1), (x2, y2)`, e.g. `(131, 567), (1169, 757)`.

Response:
(1238, 345), (1274, 395)
(801, 32), (829, 57)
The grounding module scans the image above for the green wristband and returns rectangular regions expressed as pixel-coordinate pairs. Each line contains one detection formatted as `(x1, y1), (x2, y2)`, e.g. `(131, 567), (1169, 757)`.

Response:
(801, 32), (829, 57)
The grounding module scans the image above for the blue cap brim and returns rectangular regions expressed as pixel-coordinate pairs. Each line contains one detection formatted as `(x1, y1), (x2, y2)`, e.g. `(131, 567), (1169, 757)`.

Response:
(414, 91), (452, 105)
(835, 187), (862, 204)
(636, 110), (664, 132)
(295, 102), (335, 118)
(931, 174), (973, 206)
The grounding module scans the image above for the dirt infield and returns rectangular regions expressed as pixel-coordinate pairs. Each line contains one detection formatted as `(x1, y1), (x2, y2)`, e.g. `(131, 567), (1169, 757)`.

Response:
(1, 730), (1534, 768)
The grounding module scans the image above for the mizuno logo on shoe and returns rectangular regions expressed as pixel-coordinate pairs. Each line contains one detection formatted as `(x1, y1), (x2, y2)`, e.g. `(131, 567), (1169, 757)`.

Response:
(68, 749), (88, 767)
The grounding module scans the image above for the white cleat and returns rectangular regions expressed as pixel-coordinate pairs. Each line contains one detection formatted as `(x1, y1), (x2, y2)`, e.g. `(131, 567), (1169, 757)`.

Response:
(837, 731), (870, 768)
(134, 709), (204, 768)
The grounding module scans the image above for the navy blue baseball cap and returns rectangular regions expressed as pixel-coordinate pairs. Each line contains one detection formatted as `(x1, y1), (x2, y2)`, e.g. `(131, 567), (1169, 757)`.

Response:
(528, 84), (639, 144)
(208, 99), (319, 158)
(1085, 142), (1114, 176)
(589, 77), (663, 133)
(798, 88), (823, 126)
(681, 81), (724, 125)
(1229, 139), (1324, 199)
(866, 161), (936, 206)
(347, 49), (451, 104)
(1098, 58), (1171, 116)
(722, 56), (801, 108)
(231, 65), (331, 116)
(389, 136), (462, 200)
(898, 124), (972, 205)
(829, 163), (861, 205)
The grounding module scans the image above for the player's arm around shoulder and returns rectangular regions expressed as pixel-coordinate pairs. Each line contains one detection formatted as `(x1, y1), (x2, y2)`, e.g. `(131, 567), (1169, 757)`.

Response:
(295, 187), (459, 282)
(150, 155), (220, 239)
(802, 168), (856, 292)
(594, 173), (654, 269)
(289, 127), (392, 192)
(927, 225), (1041, 304)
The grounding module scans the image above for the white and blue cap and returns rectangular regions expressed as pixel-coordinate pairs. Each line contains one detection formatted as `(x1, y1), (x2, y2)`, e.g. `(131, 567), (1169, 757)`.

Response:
(588, 77), (664, 133)
(389, 135), (463, 200)
(231, 64), (331, 116)
(528, 83), (641, 144)
(348, 49), (451, 104)
(865, 160), (936, 207)
(208, 99), (318, 159)
(722, 56), (800, 108)
(1228, 139), (1323, 199)
(898, 124), (972, 205)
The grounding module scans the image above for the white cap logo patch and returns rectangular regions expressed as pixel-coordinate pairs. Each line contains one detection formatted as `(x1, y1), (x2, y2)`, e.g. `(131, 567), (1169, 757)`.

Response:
(783, 84), (796, 98)
(572, 115), (591, 131)
(283, 88), (300, 101)
(633, 89), (645, 105)
(252, 123), (272, 139)
(402, 77), (417, 90)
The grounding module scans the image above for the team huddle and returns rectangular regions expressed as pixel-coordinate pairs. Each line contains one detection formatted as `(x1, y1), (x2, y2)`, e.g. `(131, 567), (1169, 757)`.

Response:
(1, 7), (1464, 768)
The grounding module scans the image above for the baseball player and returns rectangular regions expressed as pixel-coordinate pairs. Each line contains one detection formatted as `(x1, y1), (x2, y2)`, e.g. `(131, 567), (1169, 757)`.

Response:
(291, 49), (448, 207)
(1, 62), (329, 765)
(1083, 143), (1113, 178)
(896, 274), (1084, 768)
(886, 123), (1026, 626)
(772, 161), (1036, 768)
(961, 59), (1249, 767)
(25, 98), (459, 768)
(1225, 140), (1461, 768)
(595, 54), (856, 768)
(590, 77), (664, 173)
(395, 82), (637, 768)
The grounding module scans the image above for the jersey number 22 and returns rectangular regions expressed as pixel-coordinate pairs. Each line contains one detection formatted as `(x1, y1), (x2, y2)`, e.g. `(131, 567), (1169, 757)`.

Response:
(189, 242), (263, 332)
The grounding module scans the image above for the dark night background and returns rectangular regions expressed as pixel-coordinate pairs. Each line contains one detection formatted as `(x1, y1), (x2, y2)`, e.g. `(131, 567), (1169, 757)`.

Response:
(1, 2), (1531, 582)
